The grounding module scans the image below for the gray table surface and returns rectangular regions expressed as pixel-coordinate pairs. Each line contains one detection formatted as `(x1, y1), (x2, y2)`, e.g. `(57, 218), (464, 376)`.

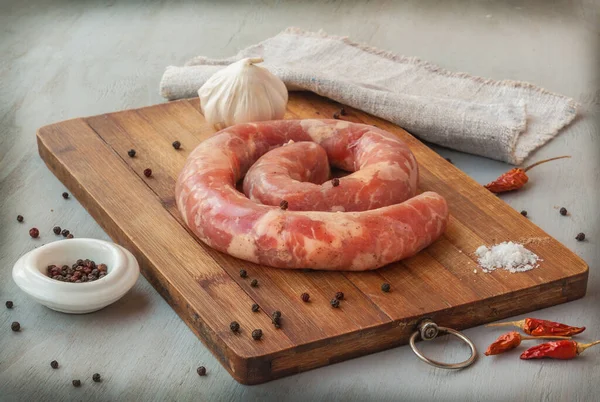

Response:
(1, 1), (599, 401)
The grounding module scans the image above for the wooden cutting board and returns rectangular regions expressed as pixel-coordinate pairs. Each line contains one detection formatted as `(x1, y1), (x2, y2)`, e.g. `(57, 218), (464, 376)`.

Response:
(37, 92), (588, 384)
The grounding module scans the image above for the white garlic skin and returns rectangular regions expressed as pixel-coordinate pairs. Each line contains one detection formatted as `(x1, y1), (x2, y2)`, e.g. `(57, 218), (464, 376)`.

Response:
(198, 57), (289, 130)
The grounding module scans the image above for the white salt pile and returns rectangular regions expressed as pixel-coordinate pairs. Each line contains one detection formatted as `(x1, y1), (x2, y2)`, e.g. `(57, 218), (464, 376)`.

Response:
(475, 241), (540, 273)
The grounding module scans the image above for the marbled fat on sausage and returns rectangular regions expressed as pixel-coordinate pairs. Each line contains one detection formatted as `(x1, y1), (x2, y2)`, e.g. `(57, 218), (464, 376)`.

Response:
(176, 120), (448, 271)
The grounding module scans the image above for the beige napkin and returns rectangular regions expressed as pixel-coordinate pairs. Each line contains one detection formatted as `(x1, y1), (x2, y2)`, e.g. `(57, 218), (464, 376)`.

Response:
(160, 27), (578, 164)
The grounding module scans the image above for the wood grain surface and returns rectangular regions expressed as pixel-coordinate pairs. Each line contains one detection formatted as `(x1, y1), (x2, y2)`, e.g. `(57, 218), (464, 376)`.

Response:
(36, 92), (588, 384)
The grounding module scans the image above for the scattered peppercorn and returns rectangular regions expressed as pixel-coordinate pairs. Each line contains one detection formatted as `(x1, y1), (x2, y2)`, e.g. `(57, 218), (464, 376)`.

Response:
(196, 366), (207, 376)
(252, 329), (263, 340)
(332, 178), (340, 187)
(61, 229), (70, 237)
(381, 283), (391, 292)
(92, 373), (101, 382)
(576, 233), (585, 241)
(335, 291), (344, 300)
(330, 299), (340, 308)
(53, 226), (61, 235)
(11, 321), (20, 332)
(250, 279), (258, 287)
(520, 210), (528, 217)
(50, 360), (59, 369)
(67, 234), (74, 239)
(301, 293), (310, 302)
(6, 301), (14, 309)
(333, 112), (340, 119)
(272, 311), (281, 319)
(559, 207), (567, 216)
(230, 321), (240, 333)
(239, 269), (247, 278)
(17, 215), (24, 223)
(29, 228), (39, 238)
(251, 303), (260, 312)
(340, 107), (347, 116)
(172, 140), (181, 150)
(279, 200), (288, 210)
(143, 168), (152, 177)
(72, 379), (81, 387)
(127, 149), (136, 157)
(62, 192), (69, 199)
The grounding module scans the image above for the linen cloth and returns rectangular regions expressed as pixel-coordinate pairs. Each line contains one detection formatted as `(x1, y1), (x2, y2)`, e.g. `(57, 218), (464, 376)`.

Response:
(159, 27), (578, 164)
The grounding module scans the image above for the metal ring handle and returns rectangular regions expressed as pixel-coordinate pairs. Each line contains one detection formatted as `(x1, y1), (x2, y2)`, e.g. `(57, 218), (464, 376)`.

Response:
(409, 320), (477, 370)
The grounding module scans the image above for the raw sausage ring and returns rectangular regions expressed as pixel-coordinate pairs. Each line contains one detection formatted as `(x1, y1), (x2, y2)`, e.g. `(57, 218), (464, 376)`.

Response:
(176, 120), (448, 271)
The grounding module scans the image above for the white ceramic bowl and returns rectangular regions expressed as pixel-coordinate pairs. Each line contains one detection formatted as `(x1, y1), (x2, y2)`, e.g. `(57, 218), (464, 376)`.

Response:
(12, 238), (140, 314)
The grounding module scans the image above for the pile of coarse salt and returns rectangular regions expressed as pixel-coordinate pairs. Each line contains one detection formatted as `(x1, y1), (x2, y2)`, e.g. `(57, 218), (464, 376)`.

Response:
(475, 241), (541, 273)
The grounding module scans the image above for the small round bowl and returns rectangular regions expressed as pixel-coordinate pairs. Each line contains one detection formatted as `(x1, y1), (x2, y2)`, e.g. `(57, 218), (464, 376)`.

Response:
(12, 238), (140, 314)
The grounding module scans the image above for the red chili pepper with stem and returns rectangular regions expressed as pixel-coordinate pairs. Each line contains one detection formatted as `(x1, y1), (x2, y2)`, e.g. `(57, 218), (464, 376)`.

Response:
(520, 340), (600, 360)
(485, 331), (571, 356)
(484, 156), (570, 193)
(486, 318), (585, 337)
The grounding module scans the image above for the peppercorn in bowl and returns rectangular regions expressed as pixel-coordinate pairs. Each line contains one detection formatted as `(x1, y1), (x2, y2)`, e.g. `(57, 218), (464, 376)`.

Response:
(12, 238), (139, 314)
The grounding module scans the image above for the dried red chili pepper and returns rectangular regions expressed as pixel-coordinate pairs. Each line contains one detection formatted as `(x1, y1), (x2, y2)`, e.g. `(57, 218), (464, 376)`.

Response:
(520, 340), (600, 360)
(484, 156), (570, 193)
(484, 331), (570, 356)
(486, 318), (585, 337)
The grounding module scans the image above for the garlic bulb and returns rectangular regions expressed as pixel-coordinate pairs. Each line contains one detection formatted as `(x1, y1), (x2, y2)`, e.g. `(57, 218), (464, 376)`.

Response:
(198, 57), (288, 130)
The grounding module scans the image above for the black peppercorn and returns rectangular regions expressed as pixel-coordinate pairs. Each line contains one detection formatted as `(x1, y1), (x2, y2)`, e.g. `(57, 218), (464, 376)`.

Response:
(53, 226), (61, 235)
(51, 360), (59, 369)
(272, 316), (281, 326)
(29, 228), (39, 238)
(239, 269), (247, 278)
(301, 293), (310, 302)
(251, 303), (260, 312)
(332, 178), (340, 187)
(17, 215), (24, 223)
(576, 232), (585, 241)
(340, 107), (347, 116)
(143, 168), (152, 177)
(92, 373), (101, 382)
(252, 329), (263, 340)
(333, 112), (340, 119)
(520, 210), (527, 217)
(381, 283), (391, 292)
(279, 200), (288, 210)
(272, 311), (281, 319)
(172, 141), (181, 150)
(330, 299), (340, 308)
(335, 291), (344, 300)
(11, 321), (20, 331)
(197, 366), (207, 376)
(230, 321), (240, 333)
(72, 379), (81, 387)
(128, 149), (136, 157)
(6, 301), (14, 309)
(61, 229), (70, 237)
(559, 207), (567, 216)
(62, 192), (69, 199)
(250, 279), (258, 287)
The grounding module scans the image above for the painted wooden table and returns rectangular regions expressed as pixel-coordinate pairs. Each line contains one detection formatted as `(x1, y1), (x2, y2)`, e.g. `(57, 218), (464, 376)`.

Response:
(1, 1), (598, 400)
